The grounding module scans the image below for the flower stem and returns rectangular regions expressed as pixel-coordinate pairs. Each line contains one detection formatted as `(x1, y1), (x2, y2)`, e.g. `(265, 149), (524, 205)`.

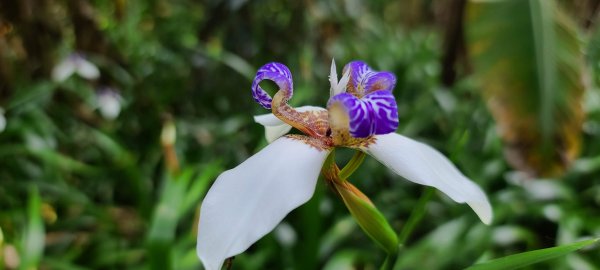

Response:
(322, 149), (336, 172)
(338, 151), (366, 181)
(397, 187), (435, 245)
(380, 253), (400, 270)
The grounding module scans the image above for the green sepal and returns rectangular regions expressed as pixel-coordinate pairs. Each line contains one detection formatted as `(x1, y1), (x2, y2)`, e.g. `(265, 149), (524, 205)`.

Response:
(333, 181), (399, 254)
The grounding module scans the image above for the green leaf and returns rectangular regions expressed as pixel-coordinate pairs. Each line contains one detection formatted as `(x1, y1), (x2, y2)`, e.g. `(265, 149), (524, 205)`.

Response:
(467, 238), (599, 270)
(147, 169), (193, 243)
(0, 223), (4, 267)
(334, 181), (399, 254)
(397, 187), (435, 245)
(146, 163), (220, 270)
(322, 249), (363, 270)
(178, 162), (221, 218)
(29, 149), (96, 174)
(146, 169), (193, 270)
(20, 186), (45, 270)
(6, 81), (55, 110)
(392, 218), (471, 269)
(466, 0), (585, 176)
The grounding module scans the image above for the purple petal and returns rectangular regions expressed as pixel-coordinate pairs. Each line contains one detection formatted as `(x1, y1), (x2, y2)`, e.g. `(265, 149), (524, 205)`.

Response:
(342, 61), (396, 97)
(362, 91), (398, 135)
(342, 61), (371, 96)
(251, 63), (293, 109)
(328, 91), (399, 138)
(363, 71), (396, 94)
(328, 93), (373, 138)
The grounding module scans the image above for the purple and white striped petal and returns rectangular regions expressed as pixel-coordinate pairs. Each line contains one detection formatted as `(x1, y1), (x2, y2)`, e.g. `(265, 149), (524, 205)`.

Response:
(328, 93), (373, 138)
(343, 61), (396, 97)
(251, 63), (293, 109)
(343, 61), (372, 97)
(362, 91), (398, 135)
(328, 91), (398, 138)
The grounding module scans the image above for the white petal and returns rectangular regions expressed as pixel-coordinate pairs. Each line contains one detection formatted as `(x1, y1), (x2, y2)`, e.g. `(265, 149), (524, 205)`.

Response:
(253, 112), (291, 143)
(263, 125), (293, 143)
(197, 137), (330, 270)
(97, 91), (122, 120)
(253, 106), (326, 143)
(76, 59), (100, 80)
(329, 58), (338, 97)
(364, 133), (492, 224)
(51, 59), (76, 82)
(253, 113), (285, 127)
(335, 68), (350, 95)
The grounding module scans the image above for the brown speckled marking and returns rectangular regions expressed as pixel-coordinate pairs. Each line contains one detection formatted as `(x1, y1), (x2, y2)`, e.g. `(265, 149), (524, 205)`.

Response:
(272, 91), (330, 138)
(270, 87), (378, 150)
(285, 134), (332, 151)
(348, 136), (377, 148)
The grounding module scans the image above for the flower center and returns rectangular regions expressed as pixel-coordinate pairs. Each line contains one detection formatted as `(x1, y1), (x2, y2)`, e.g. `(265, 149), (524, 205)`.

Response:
(251, 61), (399, 148)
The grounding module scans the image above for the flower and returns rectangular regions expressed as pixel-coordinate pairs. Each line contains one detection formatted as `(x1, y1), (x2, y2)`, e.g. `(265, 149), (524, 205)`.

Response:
(95, 87), (123, 120)
(196, 60), (492, 270)
(51, 53), (100, 82)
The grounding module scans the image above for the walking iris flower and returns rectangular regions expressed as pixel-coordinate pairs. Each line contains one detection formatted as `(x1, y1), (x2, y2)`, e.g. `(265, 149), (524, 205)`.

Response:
(51, 53), (100, 82)
(196, 60), (492, 270)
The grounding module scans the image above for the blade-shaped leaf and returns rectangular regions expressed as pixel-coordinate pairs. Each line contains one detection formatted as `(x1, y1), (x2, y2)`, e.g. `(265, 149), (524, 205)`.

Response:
(21, 186), (45, 270)
(146, 168), (197, 270)
(467, 238), (599, 270)
(466, 0), (585, 177)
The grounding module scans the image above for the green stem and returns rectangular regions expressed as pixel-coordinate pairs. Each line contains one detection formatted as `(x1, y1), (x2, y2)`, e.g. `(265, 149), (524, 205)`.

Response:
(322, 149), (336, 172)
(397, 187), (435, 245)
(380, 254), (398, 270)
(338, 151), (366, 180)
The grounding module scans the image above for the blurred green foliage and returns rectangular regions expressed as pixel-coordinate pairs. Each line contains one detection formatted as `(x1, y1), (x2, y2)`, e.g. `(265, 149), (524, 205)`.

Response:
(0, 0), (599, 269)
(467, 0), (585, 177)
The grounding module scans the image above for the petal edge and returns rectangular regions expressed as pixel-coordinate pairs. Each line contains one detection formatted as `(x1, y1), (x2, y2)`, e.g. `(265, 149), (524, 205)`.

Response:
(364, 133), (492, 224)
(197, 137), (330, 270)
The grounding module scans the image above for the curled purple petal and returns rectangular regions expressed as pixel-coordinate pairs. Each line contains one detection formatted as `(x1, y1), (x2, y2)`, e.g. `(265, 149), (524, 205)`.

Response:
(362, 91), (398, 135)
(251, 63), (293, 109)
(342, 61), (397, 97)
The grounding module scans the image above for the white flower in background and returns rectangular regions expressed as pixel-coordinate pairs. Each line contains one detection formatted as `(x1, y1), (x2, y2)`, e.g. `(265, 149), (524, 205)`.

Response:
(0, 107), (6, 133)
(51, 53), (100, 82)
(96, 88), (123, 120)
(196, 60), (493, 270)
(273, 222), (297, 248)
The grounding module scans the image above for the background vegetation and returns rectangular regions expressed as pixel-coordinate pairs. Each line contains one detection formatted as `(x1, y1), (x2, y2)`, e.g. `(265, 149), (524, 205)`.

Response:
(0, 0), (599, 269)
